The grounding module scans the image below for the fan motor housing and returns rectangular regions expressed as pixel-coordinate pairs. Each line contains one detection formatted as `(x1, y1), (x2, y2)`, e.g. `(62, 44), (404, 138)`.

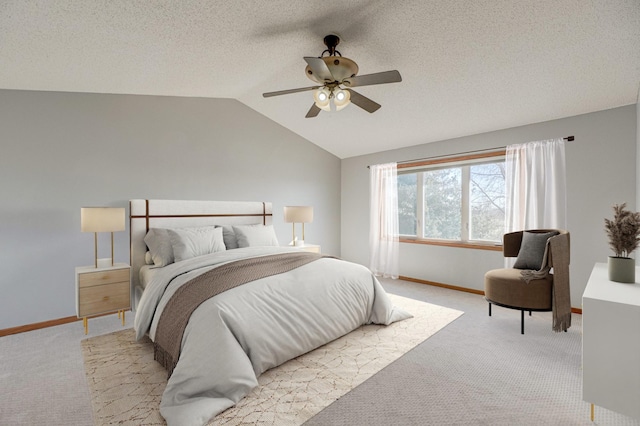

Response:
(305, 57), (359, 84)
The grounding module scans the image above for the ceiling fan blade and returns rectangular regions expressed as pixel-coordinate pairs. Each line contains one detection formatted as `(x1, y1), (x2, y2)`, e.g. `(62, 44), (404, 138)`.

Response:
(304, 57), (334, 81)
(263, 85), (320, 98)
(343, 70), (402, 88)
(347, 89), (381, 113)
(305, 103), (322, 118)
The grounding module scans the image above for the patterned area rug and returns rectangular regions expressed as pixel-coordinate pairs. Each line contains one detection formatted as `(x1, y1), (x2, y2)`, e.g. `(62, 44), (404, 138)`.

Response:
(81, 294), (463, 425)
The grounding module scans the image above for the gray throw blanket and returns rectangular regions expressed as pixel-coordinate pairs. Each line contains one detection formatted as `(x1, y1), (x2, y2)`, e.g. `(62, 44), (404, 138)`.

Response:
(521, 233), (571, 332)
(154, 252), (328, 376)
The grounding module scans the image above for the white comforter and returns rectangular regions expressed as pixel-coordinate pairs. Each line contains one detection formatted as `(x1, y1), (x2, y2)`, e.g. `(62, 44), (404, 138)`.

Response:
(134, 246), (411, 426)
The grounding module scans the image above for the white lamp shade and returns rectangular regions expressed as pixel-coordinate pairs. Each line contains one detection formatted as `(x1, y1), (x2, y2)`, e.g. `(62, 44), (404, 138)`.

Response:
(313, 88), (331, 111)
(283, 206), (313, 223)
(81, 207), (125, 233)
(334, 89), (351, 111)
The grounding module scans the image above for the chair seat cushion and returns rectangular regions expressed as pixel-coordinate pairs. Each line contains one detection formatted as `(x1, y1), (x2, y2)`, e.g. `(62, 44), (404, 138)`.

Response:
(484, 268), (553, 311)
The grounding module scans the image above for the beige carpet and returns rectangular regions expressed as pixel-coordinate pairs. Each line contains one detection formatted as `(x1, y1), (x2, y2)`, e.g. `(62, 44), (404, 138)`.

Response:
(82, 294), (463, 425)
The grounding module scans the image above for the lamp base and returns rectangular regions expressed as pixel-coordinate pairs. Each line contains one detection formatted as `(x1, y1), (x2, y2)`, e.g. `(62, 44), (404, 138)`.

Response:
(288, 239), (305, 247)
(96, 258), (113, 268)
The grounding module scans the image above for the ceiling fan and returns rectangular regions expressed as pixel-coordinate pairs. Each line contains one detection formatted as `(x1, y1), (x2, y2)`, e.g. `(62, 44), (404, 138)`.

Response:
(262, 35), (402, 118)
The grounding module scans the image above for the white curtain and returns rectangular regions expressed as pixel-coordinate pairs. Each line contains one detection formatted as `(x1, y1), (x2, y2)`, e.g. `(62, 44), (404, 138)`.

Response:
(369, 162), (399, 279)
(505, 138), (567, 232)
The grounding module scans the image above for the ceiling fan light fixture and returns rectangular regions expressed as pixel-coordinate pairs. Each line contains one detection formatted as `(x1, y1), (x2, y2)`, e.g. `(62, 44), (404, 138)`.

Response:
(262, 35), (402, 118)
(313, 88), (331, 111)
(334, 89), (351, 111)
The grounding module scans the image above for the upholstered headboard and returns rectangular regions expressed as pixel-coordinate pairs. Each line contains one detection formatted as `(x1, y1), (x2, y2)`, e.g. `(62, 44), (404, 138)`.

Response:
(129, 199), (273, 292)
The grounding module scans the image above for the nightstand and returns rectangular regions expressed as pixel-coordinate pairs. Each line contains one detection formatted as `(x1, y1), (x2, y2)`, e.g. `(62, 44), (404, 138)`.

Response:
(297, 244), (321, 253)
(75, 263), (131, 334)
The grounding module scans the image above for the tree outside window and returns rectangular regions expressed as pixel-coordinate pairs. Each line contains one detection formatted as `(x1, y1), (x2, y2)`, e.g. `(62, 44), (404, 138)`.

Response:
(397, 155), (505, 245)
(469, 162), (505, 242)
(423, 168), (461, 240)
(398, 173), (417, 236)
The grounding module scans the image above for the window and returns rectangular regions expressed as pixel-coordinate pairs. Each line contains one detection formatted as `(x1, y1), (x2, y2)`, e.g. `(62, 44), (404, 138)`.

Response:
(398, 152), (505, 246)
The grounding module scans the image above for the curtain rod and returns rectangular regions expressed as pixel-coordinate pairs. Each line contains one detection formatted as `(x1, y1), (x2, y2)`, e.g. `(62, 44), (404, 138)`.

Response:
(367, 136), (574, 168)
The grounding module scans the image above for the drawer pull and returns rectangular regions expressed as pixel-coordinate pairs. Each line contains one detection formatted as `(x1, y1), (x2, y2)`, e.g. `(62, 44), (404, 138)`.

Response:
(103, 296), (110, 302)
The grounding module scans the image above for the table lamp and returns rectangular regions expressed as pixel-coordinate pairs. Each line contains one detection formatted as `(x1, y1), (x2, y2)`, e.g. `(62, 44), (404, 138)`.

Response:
(81, 207), (125, 268)
(283, 206), (313, 246)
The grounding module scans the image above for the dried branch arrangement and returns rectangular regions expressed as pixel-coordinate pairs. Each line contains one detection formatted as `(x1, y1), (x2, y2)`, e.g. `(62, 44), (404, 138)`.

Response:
(604, 203), (640, 258)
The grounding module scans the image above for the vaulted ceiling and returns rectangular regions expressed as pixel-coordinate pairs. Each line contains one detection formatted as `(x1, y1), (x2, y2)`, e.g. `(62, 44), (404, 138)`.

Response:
(1, 1), (639, 158)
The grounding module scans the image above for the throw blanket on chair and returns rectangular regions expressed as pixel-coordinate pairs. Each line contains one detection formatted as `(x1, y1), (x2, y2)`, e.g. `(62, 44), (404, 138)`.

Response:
(154, 252), (330, 375)
(521, 233), (571, 332)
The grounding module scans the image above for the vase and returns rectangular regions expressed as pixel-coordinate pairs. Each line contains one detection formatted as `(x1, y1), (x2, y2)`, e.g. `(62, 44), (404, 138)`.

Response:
(608, 256), (636, 283)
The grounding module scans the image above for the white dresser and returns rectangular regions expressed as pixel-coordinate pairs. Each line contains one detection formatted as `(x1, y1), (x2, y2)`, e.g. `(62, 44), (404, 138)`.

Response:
(582, 262), (640, 421)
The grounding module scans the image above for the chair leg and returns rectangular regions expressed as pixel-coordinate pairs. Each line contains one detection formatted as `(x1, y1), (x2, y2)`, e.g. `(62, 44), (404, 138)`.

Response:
(489, 302), (492, 316)
(521, 310), (525, 334)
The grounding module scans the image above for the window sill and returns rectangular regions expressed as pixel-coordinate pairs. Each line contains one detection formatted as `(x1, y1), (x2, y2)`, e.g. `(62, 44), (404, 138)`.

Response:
(399, 237), (503, 252)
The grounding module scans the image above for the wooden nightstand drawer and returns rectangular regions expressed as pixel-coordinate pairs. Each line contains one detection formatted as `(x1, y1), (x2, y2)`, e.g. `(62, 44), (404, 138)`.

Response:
(78, 268), (129, 288)
(78, 281), (130, 317)
(76, 263), (131, 333)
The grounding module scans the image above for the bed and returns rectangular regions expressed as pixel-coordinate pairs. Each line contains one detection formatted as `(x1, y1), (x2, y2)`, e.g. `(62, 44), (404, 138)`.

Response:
(130, 199), (411, 426)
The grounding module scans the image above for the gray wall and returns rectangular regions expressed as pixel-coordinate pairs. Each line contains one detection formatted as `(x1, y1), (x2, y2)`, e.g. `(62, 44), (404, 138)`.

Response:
(0, 89), (341, 330)
(342, 105), (637, 308)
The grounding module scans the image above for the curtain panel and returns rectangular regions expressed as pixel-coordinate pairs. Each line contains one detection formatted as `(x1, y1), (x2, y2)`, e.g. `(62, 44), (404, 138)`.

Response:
(369, 162), (399, 279)
(505, 138), (567, 232)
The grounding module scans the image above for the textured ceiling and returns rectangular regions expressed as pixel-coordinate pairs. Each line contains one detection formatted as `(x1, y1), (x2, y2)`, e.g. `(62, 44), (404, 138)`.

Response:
(1, 0), (639, 158)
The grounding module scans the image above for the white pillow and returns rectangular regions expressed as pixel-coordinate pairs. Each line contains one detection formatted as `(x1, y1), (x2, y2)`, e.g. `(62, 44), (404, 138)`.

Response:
(144, 251), (153, 265)
(168, 226), (226, 262)
(144, 228), (175, 267)
(219, 225), (239, 249)
(232, 225), (279, 248)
